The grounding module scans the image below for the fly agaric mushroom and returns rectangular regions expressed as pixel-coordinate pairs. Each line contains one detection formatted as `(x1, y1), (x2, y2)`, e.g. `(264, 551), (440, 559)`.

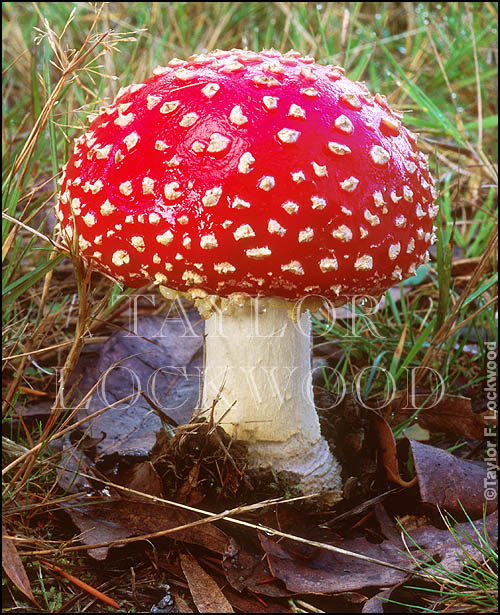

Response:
(56, 49), (438, 499)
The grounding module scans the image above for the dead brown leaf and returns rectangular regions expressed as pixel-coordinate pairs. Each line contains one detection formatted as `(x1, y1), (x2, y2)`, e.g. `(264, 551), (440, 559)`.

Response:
(180, 553), (234, 613)
(258, 511), (498, 595)
(259, 532), (409, 594)
(2, 525), (40, 607)
(67, 499), (229, 560)
(371, 412), (417, 488)
(220, 586), (293, 613)
(361, 588), (392, 613)
(105, 460), (163, 500)
(410, 439), (497, 517)
(72, 313), (203, 459)
(63, 505), (134, 561)
(222, 537), (293, 598)
(389, 393), (487, 440)
(407, 510), (498, 573)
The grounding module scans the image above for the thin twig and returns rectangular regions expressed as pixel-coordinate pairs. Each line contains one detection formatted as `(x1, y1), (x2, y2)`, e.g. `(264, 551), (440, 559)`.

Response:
(1, 212), (70, 255)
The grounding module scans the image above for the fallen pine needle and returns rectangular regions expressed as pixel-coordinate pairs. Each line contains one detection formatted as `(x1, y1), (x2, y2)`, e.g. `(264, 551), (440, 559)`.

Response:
(40, 560), (119, 610)
(4, 384), (50, 397)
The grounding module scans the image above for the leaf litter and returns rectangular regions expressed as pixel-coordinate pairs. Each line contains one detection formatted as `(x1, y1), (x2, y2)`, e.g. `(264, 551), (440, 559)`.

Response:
(38, 313), (497, 611)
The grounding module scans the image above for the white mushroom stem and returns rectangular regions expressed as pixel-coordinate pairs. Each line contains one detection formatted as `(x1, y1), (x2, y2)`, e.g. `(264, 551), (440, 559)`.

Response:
(200, 297), (342, 499)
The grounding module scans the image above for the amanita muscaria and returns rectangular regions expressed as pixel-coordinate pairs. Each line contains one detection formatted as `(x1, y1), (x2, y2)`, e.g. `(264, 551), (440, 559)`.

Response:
(56, 49), (438, 499)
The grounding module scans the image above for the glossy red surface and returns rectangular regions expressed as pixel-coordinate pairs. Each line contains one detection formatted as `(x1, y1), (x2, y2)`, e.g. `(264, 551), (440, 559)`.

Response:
(56, 49), (437, 300)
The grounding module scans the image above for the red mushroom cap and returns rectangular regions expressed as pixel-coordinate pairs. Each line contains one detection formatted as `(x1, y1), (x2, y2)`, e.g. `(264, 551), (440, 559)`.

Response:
(56, 48), (438, 301)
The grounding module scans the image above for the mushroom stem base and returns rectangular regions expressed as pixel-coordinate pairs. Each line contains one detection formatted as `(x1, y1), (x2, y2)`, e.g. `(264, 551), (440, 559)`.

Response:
(247, 432), (342, 502)
(199, 297), (342, 500)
